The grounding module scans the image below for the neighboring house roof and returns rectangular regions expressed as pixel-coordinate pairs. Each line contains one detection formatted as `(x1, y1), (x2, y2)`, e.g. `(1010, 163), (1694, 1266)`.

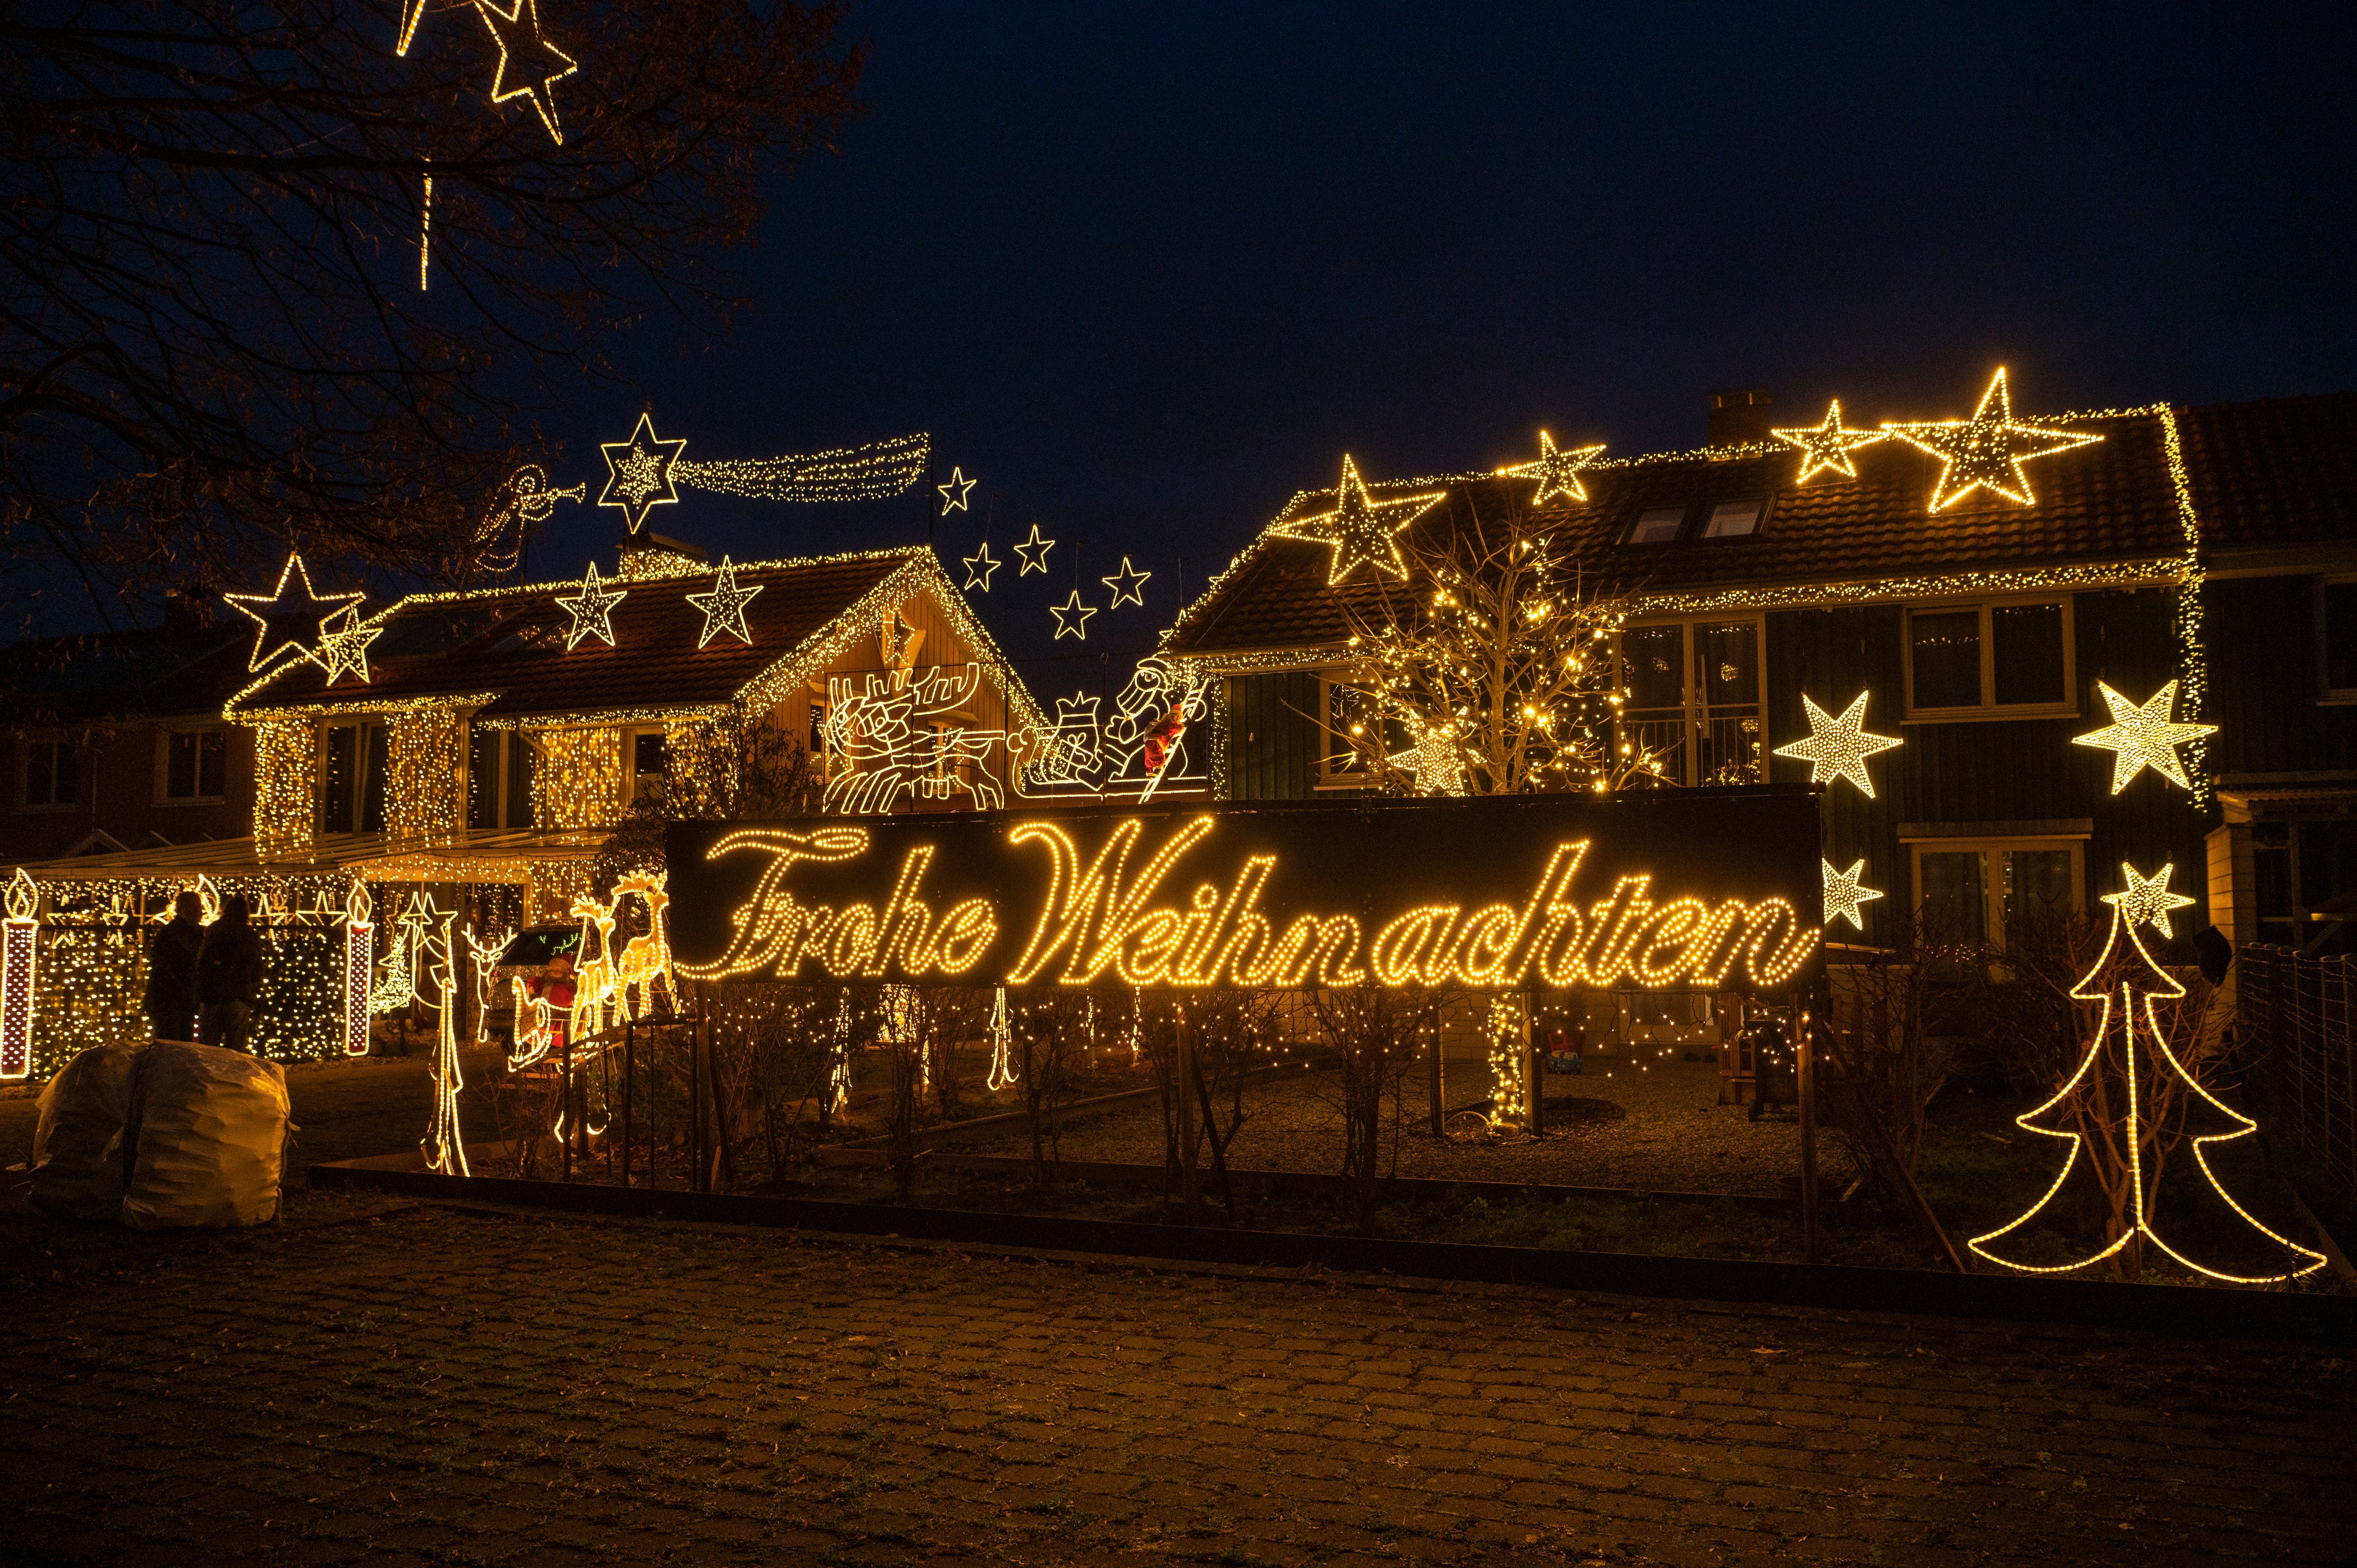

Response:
(0, 624), (255, 727)
(226, 546), (1049, 732)
(1162, 392), (2357, 662)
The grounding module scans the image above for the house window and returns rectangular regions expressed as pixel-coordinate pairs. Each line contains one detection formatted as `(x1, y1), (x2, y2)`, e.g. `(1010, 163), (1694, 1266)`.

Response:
(629, 730), (668, 804)
(1622, 507), (1688, 546)
(1702, 498), (1765, 539)
(161, 729), (227, 802)
(1910, 839), (2082, 949)
(1904, 598), (2072, 718)
(20, 737), (76, 810)
(319, 721), (388, 835)
(466, 726), (534, 829)
(1318, 679), (1405, 785)
(1615, 617), (1765, 786)
(2322, 580), (2357, 698)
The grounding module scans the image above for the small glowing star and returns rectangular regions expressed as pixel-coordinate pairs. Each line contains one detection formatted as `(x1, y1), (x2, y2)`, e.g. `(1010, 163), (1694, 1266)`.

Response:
(687, 556), (764, 648)
(1050, 590), (1097, 641)
(1013, 524), (1055, 576)
(937, 466), (977, 514)
(962, 542), (1001, 592)
(1820, 857), (1883, 931)
(1883, 369), (2103, 511)
(1772, 399), (1888, 484)
(1101, 556), (1152, 609)
(2103, 862), (2195, 940)
(553, 562), (628, 650)
(1497, 430), (1606, 506)
(1772, 691), (1903, 798)
(2072, 680), (2215, 794)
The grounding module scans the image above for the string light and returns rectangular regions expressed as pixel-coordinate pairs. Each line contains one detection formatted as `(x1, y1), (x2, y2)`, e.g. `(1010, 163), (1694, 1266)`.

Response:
(1968, 900), (2325, 1283)
(2072, 680), (2216, 795)
(963, 542), (1002, 592)
(937, 466), (977, 514)
(597, 413), (688, 535)
(385, 707), (466, 841)
(1485, 995), (1528, 1124)
(1770, 399), (1887, 484)
(1496, 430), (1606, 506)
(251, 719), (317, 863)
(2104, 861), (2195, 941)
(1883, 368), (2103, 511)
(419, 910), (472, 1177)
(1772, 691), (1903, 798)
(554, 562), (628, 650)
(1267, 455), (1447, 586)
(671, 433), (929, 503)
(531, 727), (622, 830)
(222, 553), (363, 673)
(1820, 857), (1882, 931)
(830, 990), (853, 1111)
(470, 0), (578, 146)
(396, 0), (429, 55)
(986, 985), (1016, 1090)
(1101, 556), (1152, 608)
(1013, 524), (1055, 576)
(418, 166), (432, 292)
(2, 871), (37, 1079)
(1050, 590), (1097, 641)
(686, 555), (764, 649)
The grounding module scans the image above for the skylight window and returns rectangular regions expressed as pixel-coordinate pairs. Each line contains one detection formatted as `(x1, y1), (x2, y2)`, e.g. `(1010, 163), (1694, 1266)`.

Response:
(1624, 507), (1688, 545)
(1704, 498), (1764, 539)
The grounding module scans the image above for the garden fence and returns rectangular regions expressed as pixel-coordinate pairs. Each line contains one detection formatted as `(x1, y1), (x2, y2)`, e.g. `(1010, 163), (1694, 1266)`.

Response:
(2239, 944), (2357, 1195)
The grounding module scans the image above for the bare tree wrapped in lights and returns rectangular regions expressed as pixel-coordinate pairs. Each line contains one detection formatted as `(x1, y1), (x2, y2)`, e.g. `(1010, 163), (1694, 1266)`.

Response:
(1316, 498), (1666, 796)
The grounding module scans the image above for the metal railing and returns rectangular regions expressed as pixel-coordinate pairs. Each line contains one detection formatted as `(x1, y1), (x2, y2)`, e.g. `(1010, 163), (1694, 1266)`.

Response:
(2239, 945), (2357, 1194)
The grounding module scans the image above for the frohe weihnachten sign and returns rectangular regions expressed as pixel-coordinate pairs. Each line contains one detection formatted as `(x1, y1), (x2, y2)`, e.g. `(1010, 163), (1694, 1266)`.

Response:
(666, 789), (1823, 992)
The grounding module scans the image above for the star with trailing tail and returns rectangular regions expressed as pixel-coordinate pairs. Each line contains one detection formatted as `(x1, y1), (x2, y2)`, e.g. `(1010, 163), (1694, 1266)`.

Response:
(1883, 369), (2103, 510)
(1050, 591), (1097, 641)
(1773, 691), (1903, 798)
(687, 556), (764, 648)
(2073, 680), (2216, 794)
(223, 553), (364, 672)
(598, 413), (688, 535)
(554, 562), (628, 650)
(1270, 455), (1447, 586)
(1100, 556), (1151, 608)
(1012, 523), (1055, 576)
(470, 0), (578, 145)
(1772, 399), (1888, 484)
(1497, 431), (1606, 506)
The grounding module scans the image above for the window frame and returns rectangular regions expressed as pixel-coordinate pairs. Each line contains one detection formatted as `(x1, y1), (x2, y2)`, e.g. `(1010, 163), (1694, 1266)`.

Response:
(155, 726), (228, 805)
(1901, 594), (2078, 722)
(1620, 504), (1694, 547)
(315, 718), (389, 836)
(16, 734), (77, 813)
(1905, 835), (2086, 950)
(1316, 676), (1380, 788)
(1700, 495), (1770, 541)
(626, 726), (669, 805)
(2318, 576), (2357, 704)
(1612, 613), (1769, 787)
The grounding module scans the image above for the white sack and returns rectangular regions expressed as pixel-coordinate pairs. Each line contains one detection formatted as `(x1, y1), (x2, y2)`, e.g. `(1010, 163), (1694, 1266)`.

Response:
(122, 1042), (289, 1230)
(29, 1042), (144, 1221)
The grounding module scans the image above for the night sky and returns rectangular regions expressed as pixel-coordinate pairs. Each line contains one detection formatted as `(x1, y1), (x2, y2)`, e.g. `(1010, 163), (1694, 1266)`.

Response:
(532, 2), (2357, 680)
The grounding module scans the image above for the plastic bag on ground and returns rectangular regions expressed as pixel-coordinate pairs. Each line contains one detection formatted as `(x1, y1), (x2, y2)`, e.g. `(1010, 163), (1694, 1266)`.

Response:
(121, 1042), (290, 1230)
(29, 1042), (145, 1221)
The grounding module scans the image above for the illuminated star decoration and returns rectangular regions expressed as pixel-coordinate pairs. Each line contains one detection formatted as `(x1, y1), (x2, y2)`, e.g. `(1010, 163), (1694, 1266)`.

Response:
(962, 542), (1001, 592)
(470, 0), (578, 145)
(1497, 430), (1606, 507)
(2104, 862), (2196, 940)
(1883, 368), (2103, 511)
(1821, 858), (1884, 931)
(1050, 590), (1097, 641)
(1013, 523), (1055, 576)
(937, 466), (977, 514)
(686, 556), (764, 649)
(1772, 691), (1903, 798)
(223, 553), (363, 672)
(1100, 556), (1151, 608)
(396, 0), (431, 55)
(315, 607), (384, 687)
(1270, 455), (1447, 586)
(2072, 680), (2217, 794)
(1387, 716), (1468, 796)
(1772, 399), (1889, 484)
(553, 562), (628, 650)
(597, 413), (688, 535)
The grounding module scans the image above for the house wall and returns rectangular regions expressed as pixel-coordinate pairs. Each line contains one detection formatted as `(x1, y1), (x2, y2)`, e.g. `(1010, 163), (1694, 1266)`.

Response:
(1222, 672), (1322, 800)
(2, 723), (255, 864)
(2204, 573), (2357, 775)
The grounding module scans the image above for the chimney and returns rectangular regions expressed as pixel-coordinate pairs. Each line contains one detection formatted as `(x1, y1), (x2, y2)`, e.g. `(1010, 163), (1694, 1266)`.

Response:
(1708, 388), (1773, 447)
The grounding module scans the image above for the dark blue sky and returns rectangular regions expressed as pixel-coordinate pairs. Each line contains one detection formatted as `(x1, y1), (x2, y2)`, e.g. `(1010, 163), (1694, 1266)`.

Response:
(533, 2), (2356, 677)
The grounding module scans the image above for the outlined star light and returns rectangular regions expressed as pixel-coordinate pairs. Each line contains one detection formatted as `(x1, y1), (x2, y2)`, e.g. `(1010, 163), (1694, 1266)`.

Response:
(598, 413), (687, 534)
(1772, 691), (1903, 798)
(1772, 399), (1888, 484)
(223, 552), (363, 672)
(1050, 590), (1097, 641)
(687, 556), (763, 648)
(553, 562), (627, 650)
(2073, 680), (2216, 794)
(1270, 454), (1447, 586)
(2104, 862), (2196, 939)
(937, 467), (977, 514)
(1101, 556), (1151, 608)
(1821, 858), (1884, 931)
(471, 0), (578, 146)
(1883, 368), (2103, 511)
(1497, 430), (1606, 506)
(316, 607), (384, 686)
(1013, 524), (1055, 576)
(962, 542), (1001, 592)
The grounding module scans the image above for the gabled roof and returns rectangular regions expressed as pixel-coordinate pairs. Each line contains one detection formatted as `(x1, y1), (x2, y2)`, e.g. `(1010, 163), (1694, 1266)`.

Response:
(0, 624), (255, 727)
(1162, 392), (2357, 662)
(227, 547), (1049, 731)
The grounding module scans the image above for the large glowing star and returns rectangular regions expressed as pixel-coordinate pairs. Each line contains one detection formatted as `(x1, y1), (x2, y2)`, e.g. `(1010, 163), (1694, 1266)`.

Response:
(470, 0), (578, 145)
(937, 466), (977, 514)
(1101, 556), (1151, 609)
(1772, 399), (1887, 484)
(597, 413), (688, 534)
(687, 556), (763, 648)
(2073, 680), (2216, 794)
(2104, 862), (2195, 940)
(1050, 590), (1097, 641)
(1498, 431), (1606, 507)
(223, 553), (364, 672)
(1821, 857), (1882, 931)
(1883, 369), (2102, 511)
(1269, 456), (1447, 586)
(554, 562), (628, 650)
(678, 820), (1821, 993)
(1772, 692), (1903, 798)
(962, 542), (1001, 592)
(1013, 523), (1055, 576)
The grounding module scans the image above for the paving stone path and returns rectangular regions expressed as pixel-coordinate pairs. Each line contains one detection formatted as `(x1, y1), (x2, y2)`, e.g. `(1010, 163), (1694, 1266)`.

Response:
(4, 1201), (2352, 1566)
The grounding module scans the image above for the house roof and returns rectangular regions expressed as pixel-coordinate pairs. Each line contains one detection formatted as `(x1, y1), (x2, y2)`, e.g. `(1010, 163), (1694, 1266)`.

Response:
(1162, 391), (2357, 662)
(0, 624), (256, 727)
(228, 546), (1048, 731)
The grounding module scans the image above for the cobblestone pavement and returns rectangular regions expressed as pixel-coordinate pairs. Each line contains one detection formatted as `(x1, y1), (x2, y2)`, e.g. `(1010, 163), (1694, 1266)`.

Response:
(4, 1202), (2353, 1567)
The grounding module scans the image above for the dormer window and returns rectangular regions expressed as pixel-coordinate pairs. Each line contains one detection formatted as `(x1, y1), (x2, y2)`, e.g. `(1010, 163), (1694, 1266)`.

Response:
(1703, 498), (1764, 539)
(1623, 507), (1688, 545)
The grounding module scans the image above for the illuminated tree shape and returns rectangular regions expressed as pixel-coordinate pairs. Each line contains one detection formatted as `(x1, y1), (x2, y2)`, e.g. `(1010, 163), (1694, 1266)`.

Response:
(1968, 902), (2325, 1283)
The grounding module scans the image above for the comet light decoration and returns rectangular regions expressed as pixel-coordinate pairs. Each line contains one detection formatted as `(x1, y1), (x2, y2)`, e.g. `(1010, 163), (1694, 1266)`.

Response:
(1013, 523), (1055, 576)
(963, 542), (1002, 592)
(686, 556), (764, 648)
(597, 413), (689, 534)
(672, 433), (930, 504)
(342, 882), (375, 1058)
(2106, 862), (2196, 941)
(1820, 857), (1883, 931)
(554, 562), (628, 650)
(222, 552), (364, 672)
(1772, 691), (1903, 798)
(470, 0), (578, 145)
(1497, 430), (1606, 506)
(2, 871), (37, 1080)
(1771, 399), (1888, 484)
(936, 466), (977, 514)
(1101, 556), (1152, 608)
(1268, 454), (1447, 586)
(1883, 369), (2103, 511)
(2072, 680), (2217, 795)
(1050, 590), (1098, 641)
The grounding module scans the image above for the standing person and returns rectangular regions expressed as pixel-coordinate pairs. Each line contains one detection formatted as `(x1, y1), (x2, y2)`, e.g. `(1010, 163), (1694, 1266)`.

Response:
(197, 894), (265, 1053)
(143, 890), (205, 1042)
